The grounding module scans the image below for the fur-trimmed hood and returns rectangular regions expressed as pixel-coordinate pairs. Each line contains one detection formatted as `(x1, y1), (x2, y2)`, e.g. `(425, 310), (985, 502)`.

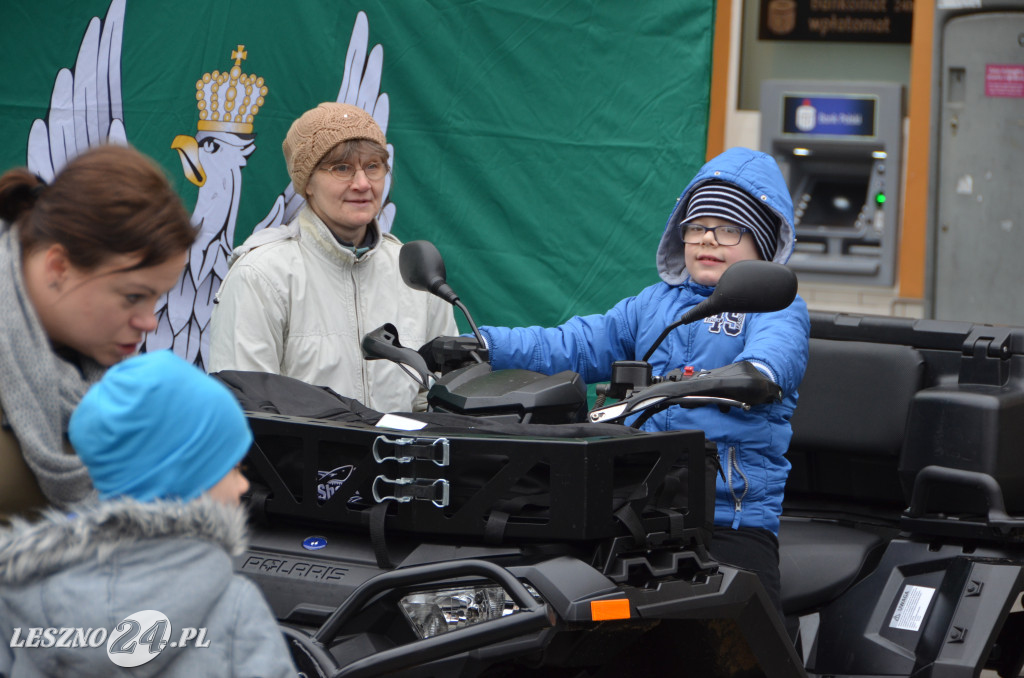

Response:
(0, 497), (248, 586)
(0, 498), (297, 678)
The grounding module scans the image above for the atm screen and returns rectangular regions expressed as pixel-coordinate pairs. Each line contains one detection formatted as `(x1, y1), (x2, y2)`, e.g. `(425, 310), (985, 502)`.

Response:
(800, 177), (868, 227)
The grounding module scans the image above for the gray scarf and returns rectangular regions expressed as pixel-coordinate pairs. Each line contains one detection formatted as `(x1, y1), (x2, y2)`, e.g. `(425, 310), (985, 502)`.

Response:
(0, 225), (104, 508)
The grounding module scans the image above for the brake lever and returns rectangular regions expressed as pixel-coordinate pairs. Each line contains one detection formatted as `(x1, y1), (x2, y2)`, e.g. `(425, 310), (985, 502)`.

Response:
(589, 392), (748, 424)
(588, 362), (782, 424)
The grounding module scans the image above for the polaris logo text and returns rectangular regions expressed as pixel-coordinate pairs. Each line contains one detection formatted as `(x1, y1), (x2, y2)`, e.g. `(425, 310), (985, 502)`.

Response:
(9, 610), (210, 668)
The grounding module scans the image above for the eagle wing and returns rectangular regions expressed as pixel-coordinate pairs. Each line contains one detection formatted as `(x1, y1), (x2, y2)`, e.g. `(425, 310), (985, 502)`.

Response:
(253, 10), (396, 234)
(27, 0), (127, 179)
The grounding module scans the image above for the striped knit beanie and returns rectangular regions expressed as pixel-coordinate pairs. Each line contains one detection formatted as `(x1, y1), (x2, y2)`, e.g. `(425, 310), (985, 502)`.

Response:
(682, 181), (780, 262)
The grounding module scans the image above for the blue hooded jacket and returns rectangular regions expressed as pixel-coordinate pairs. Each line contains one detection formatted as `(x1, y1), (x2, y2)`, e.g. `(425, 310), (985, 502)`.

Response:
(479, 148), (810, 534)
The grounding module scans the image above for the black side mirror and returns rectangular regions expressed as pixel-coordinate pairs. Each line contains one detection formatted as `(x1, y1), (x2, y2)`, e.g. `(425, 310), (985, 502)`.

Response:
(399, 240), (460, 304)
(681, 260), (798, 325)
(399, 241), (487, 353)
(642, 260), (797, 362)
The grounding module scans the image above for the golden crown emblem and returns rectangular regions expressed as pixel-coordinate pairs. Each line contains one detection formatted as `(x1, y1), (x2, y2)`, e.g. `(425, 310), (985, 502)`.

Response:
(194, 45), (267, 134)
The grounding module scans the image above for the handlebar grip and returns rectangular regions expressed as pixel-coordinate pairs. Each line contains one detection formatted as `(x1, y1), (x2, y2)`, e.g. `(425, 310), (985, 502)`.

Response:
(588, 361), (782, 424)
(419, 336), (489, 374)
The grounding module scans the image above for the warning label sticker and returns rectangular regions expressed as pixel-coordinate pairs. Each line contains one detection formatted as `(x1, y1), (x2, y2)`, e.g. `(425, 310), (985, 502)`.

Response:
(889, 584), (935, 631)
(986, 64), (1024, 98)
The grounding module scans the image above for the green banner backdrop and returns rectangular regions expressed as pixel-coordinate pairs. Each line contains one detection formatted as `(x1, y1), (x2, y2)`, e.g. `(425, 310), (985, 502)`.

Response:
(0, 0), (714, 364)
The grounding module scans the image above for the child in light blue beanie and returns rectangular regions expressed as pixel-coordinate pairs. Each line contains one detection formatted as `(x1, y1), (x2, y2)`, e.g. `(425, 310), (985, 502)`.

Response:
(69, 349), (252, 502)
(0, 351), (296, 677)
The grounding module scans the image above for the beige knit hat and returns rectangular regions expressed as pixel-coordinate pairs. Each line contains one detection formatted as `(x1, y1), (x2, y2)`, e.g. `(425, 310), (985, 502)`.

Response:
(282, 102), (387, 195)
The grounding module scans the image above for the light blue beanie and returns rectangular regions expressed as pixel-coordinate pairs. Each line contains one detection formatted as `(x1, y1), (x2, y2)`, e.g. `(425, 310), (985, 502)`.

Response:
(69, 350), (253, 502)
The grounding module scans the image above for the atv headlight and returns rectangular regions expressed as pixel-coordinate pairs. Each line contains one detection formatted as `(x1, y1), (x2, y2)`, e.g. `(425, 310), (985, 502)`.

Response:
(399, 583), (541, 639)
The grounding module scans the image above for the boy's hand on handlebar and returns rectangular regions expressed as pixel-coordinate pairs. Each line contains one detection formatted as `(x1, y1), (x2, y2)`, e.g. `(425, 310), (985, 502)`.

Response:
(418, 336), (489, 373)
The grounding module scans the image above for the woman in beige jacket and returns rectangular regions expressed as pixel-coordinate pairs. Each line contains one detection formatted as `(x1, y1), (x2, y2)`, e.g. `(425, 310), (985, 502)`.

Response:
(209, 103), (456, 412)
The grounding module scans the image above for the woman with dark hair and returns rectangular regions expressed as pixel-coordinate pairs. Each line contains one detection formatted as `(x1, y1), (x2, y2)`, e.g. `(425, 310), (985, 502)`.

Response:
(0, 144), (196, 517)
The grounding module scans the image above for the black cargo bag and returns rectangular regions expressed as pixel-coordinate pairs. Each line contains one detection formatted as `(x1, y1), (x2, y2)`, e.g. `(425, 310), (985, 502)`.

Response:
(213, 370), (714, 554)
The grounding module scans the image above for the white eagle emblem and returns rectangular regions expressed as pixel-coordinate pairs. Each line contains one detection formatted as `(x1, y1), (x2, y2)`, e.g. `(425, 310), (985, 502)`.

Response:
(26, 0), (396, 369)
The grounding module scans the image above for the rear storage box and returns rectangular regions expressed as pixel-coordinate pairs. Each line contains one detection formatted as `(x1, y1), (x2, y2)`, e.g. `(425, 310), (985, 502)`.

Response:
(243, 412), (711, 544)
(900, 385), (1024, 515)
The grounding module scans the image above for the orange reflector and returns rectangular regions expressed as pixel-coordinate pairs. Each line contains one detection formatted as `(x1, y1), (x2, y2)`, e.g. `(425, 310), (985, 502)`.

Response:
(590, 599), (631, 621)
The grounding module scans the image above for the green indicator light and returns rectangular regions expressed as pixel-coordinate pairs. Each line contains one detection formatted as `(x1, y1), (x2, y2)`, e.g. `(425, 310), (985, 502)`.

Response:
(875, 193), (886, 205)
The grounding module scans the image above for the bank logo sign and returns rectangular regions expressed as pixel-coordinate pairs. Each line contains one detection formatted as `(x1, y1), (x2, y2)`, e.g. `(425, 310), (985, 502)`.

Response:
(782, 94), (878, 138)
(9, 610), (209, 668)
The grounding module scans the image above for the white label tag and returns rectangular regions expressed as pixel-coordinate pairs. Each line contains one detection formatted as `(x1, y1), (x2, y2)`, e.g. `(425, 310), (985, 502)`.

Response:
(889, 584), (935, 631)
(376, 413), (428, 431)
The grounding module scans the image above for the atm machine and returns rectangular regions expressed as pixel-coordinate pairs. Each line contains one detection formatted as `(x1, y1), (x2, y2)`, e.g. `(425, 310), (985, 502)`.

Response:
(760, 80), (905, 286)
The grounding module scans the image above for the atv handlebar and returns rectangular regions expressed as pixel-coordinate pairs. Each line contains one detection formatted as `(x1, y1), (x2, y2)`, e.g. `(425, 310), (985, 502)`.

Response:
(589, 361), (782, 425)
(419, 335), (489, 373)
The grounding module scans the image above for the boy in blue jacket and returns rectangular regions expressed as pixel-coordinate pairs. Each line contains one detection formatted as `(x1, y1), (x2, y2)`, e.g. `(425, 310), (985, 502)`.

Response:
(478, 147), (810, 614)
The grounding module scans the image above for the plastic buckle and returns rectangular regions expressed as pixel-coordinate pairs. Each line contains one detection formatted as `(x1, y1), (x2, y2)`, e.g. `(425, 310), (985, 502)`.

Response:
(372, 436), (450, 467)
(371, 475), (450, 508)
